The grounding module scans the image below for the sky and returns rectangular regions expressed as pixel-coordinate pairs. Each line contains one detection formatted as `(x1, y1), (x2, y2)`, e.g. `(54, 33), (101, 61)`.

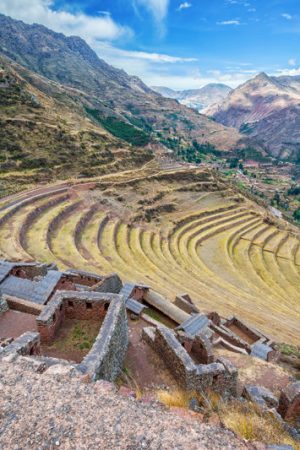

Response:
(1, 0), (300, 89)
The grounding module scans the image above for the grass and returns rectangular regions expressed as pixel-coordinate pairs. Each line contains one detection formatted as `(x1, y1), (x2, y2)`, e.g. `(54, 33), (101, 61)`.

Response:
(277, 343), (300, 358)
(0, 169), (300, 344)
(156, 388), (222, 415)
(143, 307), (176, 328)
(156, 389), (300, 448)
(222, 402), (300, 449)
(46, 319), (101, 353)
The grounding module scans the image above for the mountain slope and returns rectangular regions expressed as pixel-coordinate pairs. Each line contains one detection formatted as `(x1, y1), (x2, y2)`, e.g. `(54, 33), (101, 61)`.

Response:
(0, 13), (244, 152)
(0, 55), (152, 195)
(152, 83), (232, 112)
(207, 72), (300, 160)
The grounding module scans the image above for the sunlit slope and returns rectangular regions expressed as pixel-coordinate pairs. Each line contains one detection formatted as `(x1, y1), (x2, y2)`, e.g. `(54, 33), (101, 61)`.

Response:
(0, 168), (299, 344)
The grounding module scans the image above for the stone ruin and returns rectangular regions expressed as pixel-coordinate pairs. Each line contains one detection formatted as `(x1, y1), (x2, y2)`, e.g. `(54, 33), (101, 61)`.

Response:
(0, 259), (299, 424)
(0, 260), (127, 382)
(143, 325), (237, 398)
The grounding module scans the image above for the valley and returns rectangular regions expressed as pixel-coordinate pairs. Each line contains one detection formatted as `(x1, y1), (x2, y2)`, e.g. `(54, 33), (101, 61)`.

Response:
(0, 8), (300, 449)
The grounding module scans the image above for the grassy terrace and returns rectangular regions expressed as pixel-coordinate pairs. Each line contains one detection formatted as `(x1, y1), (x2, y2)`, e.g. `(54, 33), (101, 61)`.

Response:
(0, 167), (299, 344)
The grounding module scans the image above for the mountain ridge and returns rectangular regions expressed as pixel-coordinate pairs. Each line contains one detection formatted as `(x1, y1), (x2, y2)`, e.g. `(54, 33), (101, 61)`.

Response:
(151, 83), (232, 112)
(0, 13), (245, 153)
(206, 71), (300, 161)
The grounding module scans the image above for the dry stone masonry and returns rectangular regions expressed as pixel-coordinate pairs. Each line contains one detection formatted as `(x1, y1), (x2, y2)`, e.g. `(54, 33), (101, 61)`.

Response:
(0, 257), (299, 428)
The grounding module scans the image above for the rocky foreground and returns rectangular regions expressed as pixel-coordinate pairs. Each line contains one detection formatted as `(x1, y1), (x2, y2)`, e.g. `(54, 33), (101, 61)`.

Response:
(0, 358), (255, 450)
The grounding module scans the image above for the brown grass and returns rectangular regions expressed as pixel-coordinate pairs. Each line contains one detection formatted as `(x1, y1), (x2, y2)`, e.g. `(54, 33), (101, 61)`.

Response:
(156, 388), (221, 412)
(222, 402), (300, 449)
(156, 389), (300, 449)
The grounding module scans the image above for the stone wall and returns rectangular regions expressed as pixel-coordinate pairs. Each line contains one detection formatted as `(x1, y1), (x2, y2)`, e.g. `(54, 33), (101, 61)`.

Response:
(77, 294), (128, 382)
(36, 292), (65, 344)
(192, 334), (214, 364)
(10, 264), (49, 280)
(93, 273), (123, 294)
(224, 316), (266, 344)
(144, 326), (237, 398)
(4, 295), (43, 315)
(36, 291), (115, 344)
(0, 332), (40, 357)
(174, 294), (199, 314)
(211, 323), (251, 352)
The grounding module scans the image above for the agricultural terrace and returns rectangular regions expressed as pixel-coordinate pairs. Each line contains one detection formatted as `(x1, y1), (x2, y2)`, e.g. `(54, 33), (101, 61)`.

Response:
(0, 166), (299, 344)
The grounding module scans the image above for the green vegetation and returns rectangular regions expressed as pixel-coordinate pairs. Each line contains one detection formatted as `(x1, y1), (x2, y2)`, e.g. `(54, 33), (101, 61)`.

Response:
(44, 320), (101, 354)
(85, 108), (150, 146)
(277, 343), (300, 358)
(235, 147), (271, 162)
(293, 208), (300, 222)
(287, 185), (300, 196)
(176, 141), (222, 164)
(239, 123), (255, 134)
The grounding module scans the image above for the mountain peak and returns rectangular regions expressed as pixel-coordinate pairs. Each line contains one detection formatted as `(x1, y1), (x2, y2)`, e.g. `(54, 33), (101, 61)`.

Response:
(253, 72), (272, 83)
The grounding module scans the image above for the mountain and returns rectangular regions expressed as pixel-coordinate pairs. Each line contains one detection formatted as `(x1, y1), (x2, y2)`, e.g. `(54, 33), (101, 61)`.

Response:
(0, 54), (153, 195)
(151, 83), (232, 112)
(151, 86), (179, 99)
(206, 72), (300, 161)
(0, 14), (244, 153)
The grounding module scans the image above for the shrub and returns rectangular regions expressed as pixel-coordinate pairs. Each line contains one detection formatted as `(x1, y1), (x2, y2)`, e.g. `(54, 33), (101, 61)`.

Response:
(85, 108), (150, 146)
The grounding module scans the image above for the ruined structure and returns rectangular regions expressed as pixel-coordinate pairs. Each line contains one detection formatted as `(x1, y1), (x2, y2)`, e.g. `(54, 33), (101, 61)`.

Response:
(0, 260), (127, 382)
(0, 258), (298, 424)
(143, 325), (237, 398)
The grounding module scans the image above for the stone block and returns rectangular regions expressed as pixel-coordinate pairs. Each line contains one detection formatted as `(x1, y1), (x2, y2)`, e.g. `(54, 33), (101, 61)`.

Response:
(278, 381), (300, 420)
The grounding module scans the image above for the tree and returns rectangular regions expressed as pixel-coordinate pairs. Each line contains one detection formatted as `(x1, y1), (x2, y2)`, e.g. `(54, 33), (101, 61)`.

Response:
(293, 208), (300, 221)
(229, 158), (238, 168)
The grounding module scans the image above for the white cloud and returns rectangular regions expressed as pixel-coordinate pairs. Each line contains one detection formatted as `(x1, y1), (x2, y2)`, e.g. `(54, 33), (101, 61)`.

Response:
(217, 20), (241, 25)
(276, 67), (300, 77)
(96, 43), (197, 64)
(0, 0), (131, 42)
(135, 0), (169, 23)
(288, 58), (297, 67)
(141, 70), (251, 90)
(282, 13), (293, 20)
(177, 2), (192, 11)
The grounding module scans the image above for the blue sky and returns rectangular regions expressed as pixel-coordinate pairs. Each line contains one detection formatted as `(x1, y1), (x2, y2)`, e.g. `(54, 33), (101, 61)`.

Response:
(1, 0), (300, 89)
